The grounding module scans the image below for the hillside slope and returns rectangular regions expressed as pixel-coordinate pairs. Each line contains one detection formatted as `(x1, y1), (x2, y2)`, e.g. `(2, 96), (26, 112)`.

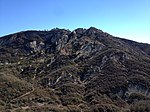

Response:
(0, 27), (150, 112)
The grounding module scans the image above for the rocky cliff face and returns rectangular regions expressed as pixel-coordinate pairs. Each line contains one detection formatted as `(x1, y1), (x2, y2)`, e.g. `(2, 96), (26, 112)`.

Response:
(0, 27), (150, 112)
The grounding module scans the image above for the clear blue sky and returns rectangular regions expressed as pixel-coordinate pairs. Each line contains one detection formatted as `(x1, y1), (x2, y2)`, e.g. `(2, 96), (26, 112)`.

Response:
(0, 0), (150, 43)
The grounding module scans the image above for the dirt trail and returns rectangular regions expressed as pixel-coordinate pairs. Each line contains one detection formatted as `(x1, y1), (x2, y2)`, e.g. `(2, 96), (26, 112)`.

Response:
(11, 73), (36, 102)
(11, 86), (35, 102)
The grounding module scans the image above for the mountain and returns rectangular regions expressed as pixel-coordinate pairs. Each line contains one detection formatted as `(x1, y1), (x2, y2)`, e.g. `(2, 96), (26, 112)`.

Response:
(0, 27), (150, 112)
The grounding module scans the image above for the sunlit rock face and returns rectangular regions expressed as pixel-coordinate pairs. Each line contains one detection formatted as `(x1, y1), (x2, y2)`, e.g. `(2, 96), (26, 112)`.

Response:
(0, 27), (150, 111)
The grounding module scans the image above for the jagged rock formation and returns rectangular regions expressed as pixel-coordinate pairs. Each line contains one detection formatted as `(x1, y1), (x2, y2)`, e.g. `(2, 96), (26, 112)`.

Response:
(0, 27), (150, 112)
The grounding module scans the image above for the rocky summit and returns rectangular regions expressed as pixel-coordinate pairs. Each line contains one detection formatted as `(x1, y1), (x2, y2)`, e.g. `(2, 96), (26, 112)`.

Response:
(0, 27), (150, 112)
